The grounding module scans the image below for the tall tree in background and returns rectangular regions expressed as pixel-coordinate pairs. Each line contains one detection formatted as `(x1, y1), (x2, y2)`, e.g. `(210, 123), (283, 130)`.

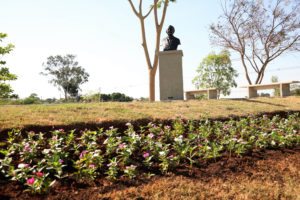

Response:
(128, 0), (176, 102)
(41, 55), (89, 100)
(0, 33), (18, 99)
(210, 0), (300, 85)
(192, 50), (238, 98)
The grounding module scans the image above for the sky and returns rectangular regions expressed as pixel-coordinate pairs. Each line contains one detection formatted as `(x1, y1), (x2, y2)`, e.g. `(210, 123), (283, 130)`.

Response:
(1, 0), (300, 100)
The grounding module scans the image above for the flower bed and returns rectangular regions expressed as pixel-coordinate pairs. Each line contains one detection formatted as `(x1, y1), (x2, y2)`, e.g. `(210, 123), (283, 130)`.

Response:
(0, 113), (299, 194)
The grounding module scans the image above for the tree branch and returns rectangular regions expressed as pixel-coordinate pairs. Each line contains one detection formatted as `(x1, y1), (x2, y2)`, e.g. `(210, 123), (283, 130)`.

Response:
(159, 0), (169, 27)
(128, 0), (139, 17)
(144, 5), (154, 19)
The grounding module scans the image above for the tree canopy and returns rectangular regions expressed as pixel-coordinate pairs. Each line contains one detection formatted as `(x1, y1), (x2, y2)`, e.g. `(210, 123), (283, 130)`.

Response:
(0, 33), (18, 99)
(41, 55), (89, 100)
(210, 0), (300, 85)
(192, 50), (238, 98)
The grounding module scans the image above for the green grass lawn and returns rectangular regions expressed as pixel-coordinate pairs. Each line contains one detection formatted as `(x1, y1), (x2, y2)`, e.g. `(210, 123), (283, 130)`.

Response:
(0, 96), (300, 130)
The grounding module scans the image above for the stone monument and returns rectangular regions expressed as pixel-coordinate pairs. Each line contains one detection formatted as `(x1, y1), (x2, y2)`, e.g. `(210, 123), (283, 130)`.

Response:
(159, 25), (184, 101)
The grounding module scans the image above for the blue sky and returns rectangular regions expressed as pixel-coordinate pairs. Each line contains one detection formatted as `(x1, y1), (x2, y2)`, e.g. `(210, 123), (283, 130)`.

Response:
(2, 0), (300, 100)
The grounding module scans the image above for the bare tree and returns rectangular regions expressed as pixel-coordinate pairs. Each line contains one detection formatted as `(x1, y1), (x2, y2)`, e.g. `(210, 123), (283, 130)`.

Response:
(210, 0), (300, 85)
(128, 0), (176, 101)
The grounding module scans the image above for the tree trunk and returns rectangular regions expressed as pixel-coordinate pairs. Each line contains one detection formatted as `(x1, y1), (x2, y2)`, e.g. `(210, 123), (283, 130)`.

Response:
(149, 69), (155, 101)
(128, 0), (169, 102)
(64, 90), (68, 100)
(241, 55), (252, 85)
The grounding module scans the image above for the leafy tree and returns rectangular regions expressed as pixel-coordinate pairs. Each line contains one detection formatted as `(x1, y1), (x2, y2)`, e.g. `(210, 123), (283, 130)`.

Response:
(41, 55), (89, 100)
(291, 84), (300, 96)
(210, 0), (300, 85)
(128, 0), (176, 102)
(0, 33), (18, 99)
(21, 93), (40, 105)
(111, 92), (133, 102)
(192, 50), (238, 98)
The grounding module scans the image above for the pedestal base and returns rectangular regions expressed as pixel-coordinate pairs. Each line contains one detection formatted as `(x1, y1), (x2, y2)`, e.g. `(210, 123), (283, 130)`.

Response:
(158, 50), (184, 101)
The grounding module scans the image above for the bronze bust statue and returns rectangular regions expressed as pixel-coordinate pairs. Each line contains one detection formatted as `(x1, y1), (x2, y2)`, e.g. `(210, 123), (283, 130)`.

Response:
(162, 25), (181, 51)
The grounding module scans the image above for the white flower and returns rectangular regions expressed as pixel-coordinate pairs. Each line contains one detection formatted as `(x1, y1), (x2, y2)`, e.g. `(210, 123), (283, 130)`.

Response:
(93, 153), (99, 157)
(174, 135), (183, 144)
(18, 163), (29, 168)
(159, 151), (165, 155)
(206, 146), (211, 150)
(43, 149), (50, 154)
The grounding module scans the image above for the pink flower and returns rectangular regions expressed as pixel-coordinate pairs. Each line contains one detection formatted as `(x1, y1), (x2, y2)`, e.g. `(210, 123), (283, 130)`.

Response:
(107, 163), (113, 167)
(204, 139), (209, 143)
(126, 122), (132, 126)
(59, 159), (63, 163)
(130, 164), (136, 168)
(271, 125), (275, 129)
(165, 126), (170, 130)
(119, 144), (125, 148)
(177, 114), (182, 118)
(232, 138), (238, 141)
(169, 155), (174, 158)
(126, 166), (131, 169)
(197, 144), (202, 147)
(79, 150), (88, 159)
(24, 147), (31, 151)
(29, 131), (35, 134)
(241, 141), (246, 144)
(89, 164), (95, 168)
(224, 124), (229, 128)
(58, 129), (64, 132)
(180, 120), (184, 124)
(158, 136), (162, 139)
(36, 172), (43, 177)
(153, 126), (158, 129)
(143, 153), (149, 158)
(160, 131), (164, 134)
(250, 124), (255, 127)
(148, 134), (154, 138)
(27, 177), (35, 185)
(148, 122), (153, 125)
(109, 126), (114, 129)
(52, 136), (57, 140)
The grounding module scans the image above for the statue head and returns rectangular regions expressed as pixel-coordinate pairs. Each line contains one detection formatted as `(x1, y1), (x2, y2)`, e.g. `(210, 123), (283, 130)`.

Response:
(166, 25), (175, 36)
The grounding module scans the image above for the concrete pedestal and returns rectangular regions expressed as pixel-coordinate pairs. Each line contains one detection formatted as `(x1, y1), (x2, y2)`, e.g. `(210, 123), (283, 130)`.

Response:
(248, 87), (258, 98)
(158, 50), (184, 101)
(280, 83), (290, 97)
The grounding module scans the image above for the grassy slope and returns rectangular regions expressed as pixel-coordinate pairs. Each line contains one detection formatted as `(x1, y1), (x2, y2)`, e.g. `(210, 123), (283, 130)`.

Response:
(0, 96), (300, 130)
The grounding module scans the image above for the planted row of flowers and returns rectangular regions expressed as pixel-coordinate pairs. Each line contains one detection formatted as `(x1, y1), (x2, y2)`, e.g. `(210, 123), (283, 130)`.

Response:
(0, 113), (299, 193)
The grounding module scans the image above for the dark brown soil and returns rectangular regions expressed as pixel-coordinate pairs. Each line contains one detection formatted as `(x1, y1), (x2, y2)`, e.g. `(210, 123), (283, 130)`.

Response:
(1, 147), (299, 200)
